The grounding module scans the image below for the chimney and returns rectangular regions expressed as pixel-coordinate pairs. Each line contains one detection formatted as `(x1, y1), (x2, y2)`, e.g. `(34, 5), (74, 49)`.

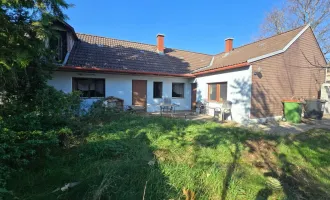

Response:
(225, 38), (234, 52)
(157, 34), (165, 54)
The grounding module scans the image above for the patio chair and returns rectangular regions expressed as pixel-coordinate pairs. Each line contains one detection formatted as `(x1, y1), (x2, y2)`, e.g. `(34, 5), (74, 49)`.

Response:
(160, 97), (173, 114)
(196, 99), (209, 114)
(203, 99), (211, 115)
(163, 97), (172, 105)
(220, 101), (232, 122)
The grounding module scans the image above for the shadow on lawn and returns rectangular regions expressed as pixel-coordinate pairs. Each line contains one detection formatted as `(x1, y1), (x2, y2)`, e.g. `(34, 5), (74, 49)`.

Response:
(8, 115), (330, 200)
(187, 126), (259, 199)
(255, 152), (330, 200)
(66, 120), (330, 199)
(253, 129), (330, 200)
(182, 124), (330, 200)
(187, 128), (245, 199)
(221, 142), (240, 200)
(66, 132), (178, 200)
(8, 130), (178, 200)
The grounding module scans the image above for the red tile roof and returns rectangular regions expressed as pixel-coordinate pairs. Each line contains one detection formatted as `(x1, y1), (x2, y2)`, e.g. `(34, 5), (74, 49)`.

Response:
(195, 26), (305, 73)
(64, 25), (307, 76)
(67, 33), (213, 75)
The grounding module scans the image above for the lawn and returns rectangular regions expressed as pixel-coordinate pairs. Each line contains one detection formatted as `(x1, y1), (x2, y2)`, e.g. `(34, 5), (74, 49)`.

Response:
(7, 114), (330, 200)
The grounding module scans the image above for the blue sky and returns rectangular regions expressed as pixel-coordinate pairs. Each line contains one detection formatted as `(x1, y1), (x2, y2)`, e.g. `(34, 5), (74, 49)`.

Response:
(65, 0), (281, 55)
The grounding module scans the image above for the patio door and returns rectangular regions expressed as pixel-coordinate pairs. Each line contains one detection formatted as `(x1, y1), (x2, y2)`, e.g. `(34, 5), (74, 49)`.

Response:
(132, 80), (147, 109)
(191, 83), (197, 110)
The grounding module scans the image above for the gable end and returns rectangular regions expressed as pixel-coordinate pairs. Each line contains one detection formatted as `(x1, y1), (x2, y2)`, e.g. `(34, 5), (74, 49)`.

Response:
(247, 24), (311, 63)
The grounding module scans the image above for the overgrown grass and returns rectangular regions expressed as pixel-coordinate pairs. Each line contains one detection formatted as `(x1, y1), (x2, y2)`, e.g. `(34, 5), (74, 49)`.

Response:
(6, 114), (330, 199)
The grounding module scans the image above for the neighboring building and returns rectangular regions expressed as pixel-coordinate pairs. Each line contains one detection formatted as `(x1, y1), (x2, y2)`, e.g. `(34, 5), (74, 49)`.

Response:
(48, 21), (326, 123)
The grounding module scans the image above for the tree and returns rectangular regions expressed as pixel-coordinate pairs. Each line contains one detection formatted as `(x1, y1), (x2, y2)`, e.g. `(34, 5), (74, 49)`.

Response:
(0, 0), (72, 103)
(259, 0), (330, 60)
(0, 1), (80, 191)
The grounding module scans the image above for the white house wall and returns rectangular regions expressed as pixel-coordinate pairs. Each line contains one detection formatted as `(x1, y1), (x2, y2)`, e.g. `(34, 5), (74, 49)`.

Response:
(195, 66), (252, 123)
(48, 71), (192, 112)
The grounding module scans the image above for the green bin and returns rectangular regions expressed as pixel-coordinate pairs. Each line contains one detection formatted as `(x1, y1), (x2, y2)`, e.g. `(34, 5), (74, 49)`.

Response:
(282, 100), (302, 123)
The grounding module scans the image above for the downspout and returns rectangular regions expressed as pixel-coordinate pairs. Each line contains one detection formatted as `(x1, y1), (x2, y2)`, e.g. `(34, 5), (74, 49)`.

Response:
(62, 51), (71, 66)
(325, 65), (328, 83)
(62, 32), (75, 66)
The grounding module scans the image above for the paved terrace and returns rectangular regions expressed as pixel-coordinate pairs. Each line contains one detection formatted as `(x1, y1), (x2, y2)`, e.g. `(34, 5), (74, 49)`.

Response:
(142, 111), (330, 135)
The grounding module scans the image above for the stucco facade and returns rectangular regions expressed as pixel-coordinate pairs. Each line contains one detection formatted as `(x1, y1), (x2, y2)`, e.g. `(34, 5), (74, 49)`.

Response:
(47, 23), (326, 124)
(49, 68), (253, 123)
(194, 66), (252, 123)
(48, 71), (192, 112)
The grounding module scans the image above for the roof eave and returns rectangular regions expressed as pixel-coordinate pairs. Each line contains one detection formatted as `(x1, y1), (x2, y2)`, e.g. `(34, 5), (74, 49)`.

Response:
(193, 62), (250, 76)
(55, 19), (79, 40)
(247, 24), (311, 63)
(58, 66), (196, 78)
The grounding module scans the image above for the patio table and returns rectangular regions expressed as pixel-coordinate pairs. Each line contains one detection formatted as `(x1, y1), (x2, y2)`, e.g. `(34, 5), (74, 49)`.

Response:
(159, 103), (180, 116)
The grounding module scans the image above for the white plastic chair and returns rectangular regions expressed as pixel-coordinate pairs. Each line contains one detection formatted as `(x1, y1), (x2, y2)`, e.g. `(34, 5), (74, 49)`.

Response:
(221, 101), (232, 122)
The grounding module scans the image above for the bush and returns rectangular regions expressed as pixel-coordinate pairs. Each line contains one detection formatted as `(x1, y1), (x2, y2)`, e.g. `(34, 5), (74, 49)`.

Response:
(58, 127), (73, 148)
(84, 99), (127, 124)
(0, 125), (59, 188)
(0, 86), (82, 191)
(0, 86), (81, 131)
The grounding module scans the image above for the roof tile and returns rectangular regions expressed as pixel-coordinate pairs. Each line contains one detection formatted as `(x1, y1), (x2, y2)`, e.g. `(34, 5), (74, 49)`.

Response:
(66, 25), (306, 75)
(67, 34), (212, 74)
(196, 26), (305, 72)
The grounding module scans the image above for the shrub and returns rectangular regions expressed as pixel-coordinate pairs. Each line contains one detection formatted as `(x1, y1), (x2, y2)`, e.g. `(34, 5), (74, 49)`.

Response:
(0, 125), (59, 188)
(0, 86), (81, 131)
(84, 99), (127, 124)
(57, 127), (73, 148)
(0, 86), (82, 191)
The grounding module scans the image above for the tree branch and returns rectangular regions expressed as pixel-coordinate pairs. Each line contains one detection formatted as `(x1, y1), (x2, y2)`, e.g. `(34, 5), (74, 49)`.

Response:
(300, 48), (329, 68)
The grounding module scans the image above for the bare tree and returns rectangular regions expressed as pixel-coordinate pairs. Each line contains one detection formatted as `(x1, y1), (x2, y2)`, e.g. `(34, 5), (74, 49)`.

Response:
(260, 8), (289, 36)
(259, 0), (330, 59)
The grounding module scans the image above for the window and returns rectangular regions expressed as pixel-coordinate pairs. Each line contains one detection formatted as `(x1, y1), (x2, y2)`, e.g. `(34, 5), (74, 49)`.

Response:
(153, 82), (163, 98)
(209, 84), (217, 101)
(208, 82), (227, 102)
(172, 83), (184, 98)
(72, 78), (105, 98)
(49, 31), (67, 62)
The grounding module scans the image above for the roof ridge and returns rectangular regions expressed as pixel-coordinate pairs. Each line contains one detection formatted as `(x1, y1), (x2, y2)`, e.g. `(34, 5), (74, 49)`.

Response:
(76, 24), (307, 59)
(76, 32), (213, 56)
(166, 47), (213, 56)
(213, 24), (307, 56)
(76, 32), (157, 47)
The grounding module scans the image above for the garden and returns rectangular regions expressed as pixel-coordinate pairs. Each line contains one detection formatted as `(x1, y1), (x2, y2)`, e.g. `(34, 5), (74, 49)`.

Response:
(1, 1), (330, 199)
(2, 105), (330, 199)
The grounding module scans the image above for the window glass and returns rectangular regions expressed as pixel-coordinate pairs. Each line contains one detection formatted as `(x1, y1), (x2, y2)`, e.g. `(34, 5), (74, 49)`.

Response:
(208, 82), (227, 102)
(209, 84), (217, 101)
(95, 79), (105, 97)
(172, 83), (184, 98)
(73, 78), (105, 98)
(153, 82), (163, 98)
(220, 82), (227, 101)
(49, 31), (67, 62)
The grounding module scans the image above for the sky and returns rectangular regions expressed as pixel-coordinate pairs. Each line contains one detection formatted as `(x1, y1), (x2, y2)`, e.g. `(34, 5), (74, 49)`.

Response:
(64, 0), (281, 55)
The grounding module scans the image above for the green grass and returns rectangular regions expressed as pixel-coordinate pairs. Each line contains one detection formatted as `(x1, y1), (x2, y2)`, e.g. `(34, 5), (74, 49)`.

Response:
(6, 114), (330, 200)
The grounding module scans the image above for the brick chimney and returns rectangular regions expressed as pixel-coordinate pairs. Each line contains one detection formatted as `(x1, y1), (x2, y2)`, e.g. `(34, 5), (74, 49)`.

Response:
(157, 34), (165, 54)
(225, 38), (234, 52)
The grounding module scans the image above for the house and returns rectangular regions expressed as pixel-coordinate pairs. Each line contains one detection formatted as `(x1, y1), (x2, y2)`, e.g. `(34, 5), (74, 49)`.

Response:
(48, 21), (326, 123)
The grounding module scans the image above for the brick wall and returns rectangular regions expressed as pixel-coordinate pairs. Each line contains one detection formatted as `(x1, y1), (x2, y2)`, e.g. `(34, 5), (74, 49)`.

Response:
(250, 27), (326, 118)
